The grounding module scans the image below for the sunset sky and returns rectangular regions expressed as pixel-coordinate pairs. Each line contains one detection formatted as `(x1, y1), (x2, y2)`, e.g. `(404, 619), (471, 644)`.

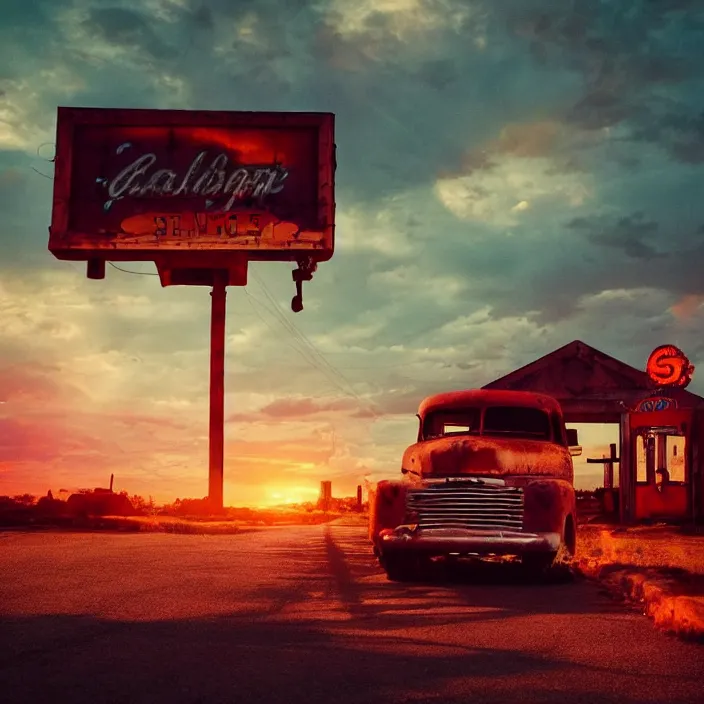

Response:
(1, 0), (703, 506)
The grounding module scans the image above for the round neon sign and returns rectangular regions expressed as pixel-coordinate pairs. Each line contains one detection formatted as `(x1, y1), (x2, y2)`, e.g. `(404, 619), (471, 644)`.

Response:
(646, 345), (695, 388)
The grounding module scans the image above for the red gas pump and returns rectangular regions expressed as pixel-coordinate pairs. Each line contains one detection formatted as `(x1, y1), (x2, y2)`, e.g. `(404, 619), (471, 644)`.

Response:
(623, 346), (703, 524)
(629, 408), (691, 521)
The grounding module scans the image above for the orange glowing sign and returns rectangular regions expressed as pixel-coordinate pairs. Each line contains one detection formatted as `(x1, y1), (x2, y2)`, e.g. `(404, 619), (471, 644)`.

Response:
(646, 345), (695, 388)
(48, 107), (335, 266)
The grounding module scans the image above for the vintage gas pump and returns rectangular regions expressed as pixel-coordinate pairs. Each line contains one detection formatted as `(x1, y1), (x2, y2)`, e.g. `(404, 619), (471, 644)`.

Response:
(624, 346), (702, 524)
(629, 408), (691, 521)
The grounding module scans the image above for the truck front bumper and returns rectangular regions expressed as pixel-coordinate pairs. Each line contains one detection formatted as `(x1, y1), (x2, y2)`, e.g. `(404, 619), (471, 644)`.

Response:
(379, 526), (561, 556)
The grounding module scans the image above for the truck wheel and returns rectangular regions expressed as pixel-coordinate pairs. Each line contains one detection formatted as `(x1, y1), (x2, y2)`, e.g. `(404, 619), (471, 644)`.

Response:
(381, 553), (428, 582)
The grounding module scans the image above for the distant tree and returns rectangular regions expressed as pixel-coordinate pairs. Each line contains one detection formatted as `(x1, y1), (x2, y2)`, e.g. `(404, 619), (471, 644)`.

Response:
(171, 497), (211, 516)
(130, 495), (149, 512)
(12, 494), (36, 506)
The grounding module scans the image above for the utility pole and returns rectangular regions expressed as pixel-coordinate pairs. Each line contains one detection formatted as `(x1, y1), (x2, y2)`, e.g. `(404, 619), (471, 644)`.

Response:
(587, 443), (619, 489)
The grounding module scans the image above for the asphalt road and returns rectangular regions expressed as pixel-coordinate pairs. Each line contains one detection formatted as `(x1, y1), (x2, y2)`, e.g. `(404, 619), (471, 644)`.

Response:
(1, 520), (702, 704)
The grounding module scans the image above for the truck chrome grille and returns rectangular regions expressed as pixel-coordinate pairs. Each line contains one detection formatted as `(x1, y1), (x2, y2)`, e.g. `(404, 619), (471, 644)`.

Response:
(406, 483), (524, 531)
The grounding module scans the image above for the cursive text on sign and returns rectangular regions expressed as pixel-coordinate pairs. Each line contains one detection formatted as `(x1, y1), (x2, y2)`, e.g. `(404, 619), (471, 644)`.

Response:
(101, 143), (288, 212)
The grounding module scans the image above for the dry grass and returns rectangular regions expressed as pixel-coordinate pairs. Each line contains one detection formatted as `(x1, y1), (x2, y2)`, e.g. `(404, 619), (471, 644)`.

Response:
(576, 525), (704, 575)
(113, 516), (249, 534)
(62, 511), (350, 534)
(0, 507), (354, 534)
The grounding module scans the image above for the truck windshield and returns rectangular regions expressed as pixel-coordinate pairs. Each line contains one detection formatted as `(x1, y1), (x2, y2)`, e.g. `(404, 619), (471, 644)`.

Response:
(423, 408), (481, 438)
(483, 406), (551, 440)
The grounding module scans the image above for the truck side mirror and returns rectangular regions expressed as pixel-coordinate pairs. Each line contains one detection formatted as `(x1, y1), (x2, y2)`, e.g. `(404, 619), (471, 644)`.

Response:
(566, 428), (582, 456)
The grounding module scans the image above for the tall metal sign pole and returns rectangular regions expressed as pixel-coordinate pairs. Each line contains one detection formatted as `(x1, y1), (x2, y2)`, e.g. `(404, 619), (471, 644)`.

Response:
(208, 271), (228, 511)
(49, 107), (335, 513)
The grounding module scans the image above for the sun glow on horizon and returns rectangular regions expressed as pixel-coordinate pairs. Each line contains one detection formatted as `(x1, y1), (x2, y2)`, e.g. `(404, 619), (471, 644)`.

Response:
(234, 484), (321, 509)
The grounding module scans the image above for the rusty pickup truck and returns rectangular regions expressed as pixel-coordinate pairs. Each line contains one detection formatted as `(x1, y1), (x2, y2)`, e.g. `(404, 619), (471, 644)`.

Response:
(369, 389), (582, 581)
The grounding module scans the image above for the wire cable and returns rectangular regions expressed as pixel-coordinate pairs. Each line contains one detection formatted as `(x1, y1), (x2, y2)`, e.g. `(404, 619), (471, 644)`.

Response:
(243, 288), (346, 392)
(250, 269), (384, 419)
(96, 262), (377, 409)
(250, 271), (364, 393)
(244, 286), (367, 401)
(108, 262), (160, 276)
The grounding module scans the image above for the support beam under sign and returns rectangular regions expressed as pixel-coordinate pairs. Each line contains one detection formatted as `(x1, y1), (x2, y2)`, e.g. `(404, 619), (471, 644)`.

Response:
(208, 270), (228, 511)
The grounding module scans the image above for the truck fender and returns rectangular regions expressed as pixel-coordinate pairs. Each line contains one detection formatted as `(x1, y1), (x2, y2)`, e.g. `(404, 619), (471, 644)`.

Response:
(522, 479), (576, 539)
(369, 480), (407, 550)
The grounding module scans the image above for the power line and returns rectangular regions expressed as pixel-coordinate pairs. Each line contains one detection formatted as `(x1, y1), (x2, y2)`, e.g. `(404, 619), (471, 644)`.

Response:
(251, 272), (345, 370)
(251, 271), (361, 390)
(92, 262), (379, 404)
(30, 166), (53, 180)
(242, 288), (346, 390)
(244, 285), (373, 403)
(108, 262), (160, 276)
(250, 271), (384, 418)
(250, 269), (384, 419)
(96, 264), (447, 369)
(93, 262), (387, 417)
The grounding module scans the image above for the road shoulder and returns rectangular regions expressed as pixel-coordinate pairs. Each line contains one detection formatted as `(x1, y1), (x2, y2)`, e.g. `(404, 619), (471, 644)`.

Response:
(575, 525), (704, 642)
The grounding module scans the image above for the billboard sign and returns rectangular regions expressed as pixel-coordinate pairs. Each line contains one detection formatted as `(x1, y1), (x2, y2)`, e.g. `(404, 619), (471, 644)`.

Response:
(49, 108), (335, 264)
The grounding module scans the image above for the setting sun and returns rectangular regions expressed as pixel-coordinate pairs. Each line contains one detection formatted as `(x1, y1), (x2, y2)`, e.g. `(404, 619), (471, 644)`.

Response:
(251, 485), (320, 508)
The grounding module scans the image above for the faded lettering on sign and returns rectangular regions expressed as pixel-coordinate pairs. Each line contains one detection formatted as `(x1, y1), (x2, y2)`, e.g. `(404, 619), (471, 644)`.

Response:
(100, 143), (289, 212)
(119, 212), (323, 248)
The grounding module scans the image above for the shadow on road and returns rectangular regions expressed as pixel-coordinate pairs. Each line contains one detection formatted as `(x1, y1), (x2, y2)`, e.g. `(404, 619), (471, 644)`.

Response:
(1, 525), (702, 704)
(320, 526), (628, 630)
(0, 609), (698, 704)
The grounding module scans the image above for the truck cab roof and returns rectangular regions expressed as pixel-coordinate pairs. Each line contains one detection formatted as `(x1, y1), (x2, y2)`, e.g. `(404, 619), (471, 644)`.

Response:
(418, 389), (563, 419)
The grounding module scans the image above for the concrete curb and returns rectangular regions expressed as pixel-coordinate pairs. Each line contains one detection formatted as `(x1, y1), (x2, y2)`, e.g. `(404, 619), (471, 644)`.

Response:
(576, 560), (704, 642)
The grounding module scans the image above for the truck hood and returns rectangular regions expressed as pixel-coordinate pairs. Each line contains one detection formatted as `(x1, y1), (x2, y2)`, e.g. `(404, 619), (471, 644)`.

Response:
(402, 435), (573, 482)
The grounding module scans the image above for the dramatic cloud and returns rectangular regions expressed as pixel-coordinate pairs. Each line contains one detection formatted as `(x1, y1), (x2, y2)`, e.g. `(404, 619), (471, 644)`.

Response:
(1, 0), (703, 503)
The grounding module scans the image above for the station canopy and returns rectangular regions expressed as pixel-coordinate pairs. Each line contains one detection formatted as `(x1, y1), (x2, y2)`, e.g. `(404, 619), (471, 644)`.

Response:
(482, 340), (704, 424)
